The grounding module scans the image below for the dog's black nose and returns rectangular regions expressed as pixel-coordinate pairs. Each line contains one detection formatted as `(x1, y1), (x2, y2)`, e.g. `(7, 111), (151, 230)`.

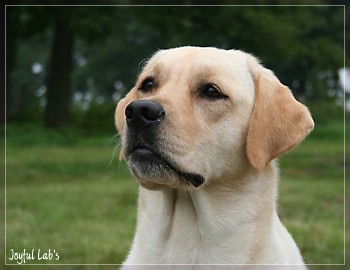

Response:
(125, 100), (165, 127)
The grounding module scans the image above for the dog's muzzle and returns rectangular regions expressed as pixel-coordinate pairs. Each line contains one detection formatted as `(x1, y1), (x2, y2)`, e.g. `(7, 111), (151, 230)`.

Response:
(123, 100), (205, 188)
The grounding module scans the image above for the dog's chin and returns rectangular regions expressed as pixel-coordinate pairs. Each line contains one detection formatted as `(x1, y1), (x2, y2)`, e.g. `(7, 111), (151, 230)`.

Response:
(126, 147), (205, 190)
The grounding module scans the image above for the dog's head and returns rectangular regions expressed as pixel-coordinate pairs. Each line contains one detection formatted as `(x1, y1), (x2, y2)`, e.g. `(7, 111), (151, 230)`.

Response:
(115, 47), (314, 190)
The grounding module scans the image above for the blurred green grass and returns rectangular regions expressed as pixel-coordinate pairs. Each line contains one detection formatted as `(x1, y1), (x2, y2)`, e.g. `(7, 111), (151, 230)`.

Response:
(4, 118), (346, 266)
(5, 124), (138, 265)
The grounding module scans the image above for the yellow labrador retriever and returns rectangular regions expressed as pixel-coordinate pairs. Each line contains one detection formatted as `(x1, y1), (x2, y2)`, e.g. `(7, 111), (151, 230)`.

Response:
(115, 46), (314, 268)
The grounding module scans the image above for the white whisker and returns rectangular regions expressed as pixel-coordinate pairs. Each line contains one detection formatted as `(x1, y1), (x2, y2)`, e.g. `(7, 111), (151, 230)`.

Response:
(105, 134), (123, 182)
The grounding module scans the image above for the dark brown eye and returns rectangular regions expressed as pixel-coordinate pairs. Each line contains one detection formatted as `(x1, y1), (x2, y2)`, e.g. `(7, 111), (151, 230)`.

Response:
(139, 78), (155, 92)
(201, 84), (227, 99)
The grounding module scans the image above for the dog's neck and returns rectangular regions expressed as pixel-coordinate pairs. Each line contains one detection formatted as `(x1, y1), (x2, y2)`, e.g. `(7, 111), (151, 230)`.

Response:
(131, 164), (283, 264)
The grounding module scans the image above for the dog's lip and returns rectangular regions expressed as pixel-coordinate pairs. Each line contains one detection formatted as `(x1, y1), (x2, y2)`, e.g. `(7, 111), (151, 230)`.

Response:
(129, 146), (205, 188)
(131, 147), (155, 156)
(129, 146), (163, 161)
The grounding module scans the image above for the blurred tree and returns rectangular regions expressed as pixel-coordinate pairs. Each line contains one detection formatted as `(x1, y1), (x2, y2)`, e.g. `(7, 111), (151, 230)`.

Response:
(6, 2), (345, 128)
(44, 9), (74, 127)
(44, 5), (118, 127)
(92, 5), (344, 101)
(7, 5), (51, 122)
(7, 2), (117, 127)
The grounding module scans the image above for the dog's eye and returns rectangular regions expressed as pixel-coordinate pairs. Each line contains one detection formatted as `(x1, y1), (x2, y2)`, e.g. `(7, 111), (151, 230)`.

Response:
(200, 84), (227, 99)
(139, 78), (155, 92)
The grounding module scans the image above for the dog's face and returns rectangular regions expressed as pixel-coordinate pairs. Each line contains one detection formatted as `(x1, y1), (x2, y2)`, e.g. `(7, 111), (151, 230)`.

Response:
(115, 47), (314, 190)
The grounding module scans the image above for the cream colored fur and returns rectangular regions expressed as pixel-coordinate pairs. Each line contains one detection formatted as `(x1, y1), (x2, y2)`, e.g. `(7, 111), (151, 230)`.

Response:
(115, 47), (314, 269)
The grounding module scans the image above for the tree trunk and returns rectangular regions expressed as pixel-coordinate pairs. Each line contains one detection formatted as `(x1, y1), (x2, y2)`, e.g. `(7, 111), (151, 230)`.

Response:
(44, 13), (74, 127)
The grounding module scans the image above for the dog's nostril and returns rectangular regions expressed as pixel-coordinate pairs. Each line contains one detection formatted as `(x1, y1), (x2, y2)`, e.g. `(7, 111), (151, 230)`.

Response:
(125, 100), (165, 124)
(141, 106), (165, 122)
(125, 105), (134, 120)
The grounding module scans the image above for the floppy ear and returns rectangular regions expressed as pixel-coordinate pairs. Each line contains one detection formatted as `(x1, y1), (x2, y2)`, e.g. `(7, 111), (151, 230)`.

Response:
(246, 58), (314, 171)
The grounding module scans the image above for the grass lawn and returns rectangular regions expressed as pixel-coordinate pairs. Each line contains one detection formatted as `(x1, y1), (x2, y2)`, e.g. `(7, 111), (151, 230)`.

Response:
(3, 120), (346, 267)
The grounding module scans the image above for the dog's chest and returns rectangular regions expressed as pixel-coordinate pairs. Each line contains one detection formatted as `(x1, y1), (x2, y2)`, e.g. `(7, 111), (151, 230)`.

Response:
(138, 189), (252, 264)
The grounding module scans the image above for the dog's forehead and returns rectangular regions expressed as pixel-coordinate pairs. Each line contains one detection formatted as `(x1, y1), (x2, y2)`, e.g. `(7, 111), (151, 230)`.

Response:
(146, 47), (248, 71)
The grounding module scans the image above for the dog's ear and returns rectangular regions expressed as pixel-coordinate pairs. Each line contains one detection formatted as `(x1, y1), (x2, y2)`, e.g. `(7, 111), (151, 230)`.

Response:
(246, 56), (314, 170)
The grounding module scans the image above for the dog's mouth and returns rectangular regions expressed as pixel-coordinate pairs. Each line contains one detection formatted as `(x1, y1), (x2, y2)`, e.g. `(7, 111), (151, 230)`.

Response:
(127, 146), (205, 188)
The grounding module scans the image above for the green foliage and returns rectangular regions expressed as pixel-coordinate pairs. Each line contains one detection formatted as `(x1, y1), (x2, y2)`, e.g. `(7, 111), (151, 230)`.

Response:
(7, 32), (50, 120)
(72, 101), (118, 135)
(306, 100), (344, 140)
(308, 101), (344, 124)
(7, 5), (345, 126)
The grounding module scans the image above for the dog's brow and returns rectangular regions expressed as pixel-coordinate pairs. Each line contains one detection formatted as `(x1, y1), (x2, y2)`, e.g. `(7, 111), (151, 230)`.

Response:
(192, 66), (220, 83)
(138, 58), (149, 73)
(140, 62), (168, 82)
